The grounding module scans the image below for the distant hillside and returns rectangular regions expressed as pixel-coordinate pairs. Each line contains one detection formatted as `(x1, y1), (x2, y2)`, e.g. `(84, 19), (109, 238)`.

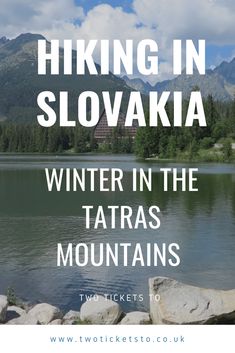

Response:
(0, 33), (132, 123)
(0, 36), (9, 47)
(123, 59), (235, 101)
(0, 33), (234, 124)
(122, 75), (152, 95)
(214, 58), (235, 84)
(154, 69), (233, 101)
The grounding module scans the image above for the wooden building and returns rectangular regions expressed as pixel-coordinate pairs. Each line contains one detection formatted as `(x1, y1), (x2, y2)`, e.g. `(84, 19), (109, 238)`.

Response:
(94, 110), (138, 141)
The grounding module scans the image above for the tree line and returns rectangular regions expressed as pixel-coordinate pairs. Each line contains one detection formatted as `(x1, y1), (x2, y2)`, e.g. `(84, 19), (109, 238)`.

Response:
(0, 95), (234, 160)
(134, 95), (235, 161)
(0, 122), (133, 154)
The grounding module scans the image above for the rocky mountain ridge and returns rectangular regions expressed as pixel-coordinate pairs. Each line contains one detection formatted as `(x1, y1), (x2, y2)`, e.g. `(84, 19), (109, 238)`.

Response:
(123, 59), (235, 101)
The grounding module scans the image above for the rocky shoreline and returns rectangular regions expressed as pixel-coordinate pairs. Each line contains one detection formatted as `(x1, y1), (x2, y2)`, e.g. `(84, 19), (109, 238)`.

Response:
(1, 277), (235, 325)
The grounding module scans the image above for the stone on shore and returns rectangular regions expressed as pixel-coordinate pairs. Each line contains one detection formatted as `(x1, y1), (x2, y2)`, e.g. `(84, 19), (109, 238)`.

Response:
(7, 314), (39, 325)
(28, 303), (63, 324)
(63, 310), (80, 325)
(149, 277), (235, 324)
(6, 306), (26, 321)
(120, 311), (151, 325)
(0, 295), (8, 323)
(49, 319), (62, 325)
(80, 295), (122, 324)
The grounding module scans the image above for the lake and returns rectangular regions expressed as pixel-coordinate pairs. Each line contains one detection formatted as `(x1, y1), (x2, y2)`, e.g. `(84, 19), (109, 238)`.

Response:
(0, 154), (235, 313)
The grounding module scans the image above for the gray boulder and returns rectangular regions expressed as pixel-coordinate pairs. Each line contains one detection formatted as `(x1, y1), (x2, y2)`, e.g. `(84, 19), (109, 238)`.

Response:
(7, 306), (26, 316)
(7, 314), (39, 325)
(149, 277), (235, 324)
(28, 303), (63, 324)
(49, 319), (62, 325)
(0, 295), (8, 323)
(6, 306), (26, 321)
(63, 310), (80, 325)
(80, 295), (122, 324)
(120, 311), (151, 325)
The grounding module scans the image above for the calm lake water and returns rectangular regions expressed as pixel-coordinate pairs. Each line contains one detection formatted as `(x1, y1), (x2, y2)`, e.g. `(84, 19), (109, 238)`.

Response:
(0, 154), (235, 312)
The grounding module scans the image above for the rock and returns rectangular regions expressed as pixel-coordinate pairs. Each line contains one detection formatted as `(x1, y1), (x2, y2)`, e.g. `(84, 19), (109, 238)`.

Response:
(7, 314), (39, 325)
(120, 311), (151, 325)
(49, 319), (62, 325)
(0, 295), (8, 323)
(80, 295), (122, 324)
(63, 310), (80, 320)
(149, 277), (235, 324)
(6, 306), (26, 321)
(8, 305), (26, 316)
(28, 303), (63, 324)
(63, 310), (80, 325)
(20, 301), (33, 312)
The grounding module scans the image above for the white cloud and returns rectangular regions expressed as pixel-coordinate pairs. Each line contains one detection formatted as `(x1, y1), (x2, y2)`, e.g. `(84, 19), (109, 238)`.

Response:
(41, 4), (165, 81)
(133, 0), (235, 44)
(0, 0), (84, 38)
(0, 0), (235, 82)
(42, 4), (156, 45)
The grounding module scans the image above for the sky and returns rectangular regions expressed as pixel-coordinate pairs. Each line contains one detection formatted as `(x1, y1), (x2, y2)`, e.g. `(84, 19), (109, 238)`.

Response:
(0, 0), (235, 83)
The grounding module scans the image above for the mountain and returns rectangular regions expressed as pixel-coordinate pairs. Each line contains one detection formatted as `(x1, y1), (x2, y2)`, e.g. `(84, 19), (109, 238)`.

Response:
(124, 59), (235, 101)
(0, 33), (132, 123)
(0, 36), (10, 47)
(122, 75), (152, 95)
(154, 68), (233, 101)
(214, 58), (235, 84)
(0, 33), (234, 124)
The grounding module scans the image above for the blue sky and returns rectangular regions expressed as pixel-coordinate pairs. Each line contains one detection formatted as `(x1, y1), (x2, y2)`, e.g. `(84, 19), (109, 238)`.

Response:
(1, 0), (235, 82)
(206, 44), (235, 69)
(75, 0), (133, 13)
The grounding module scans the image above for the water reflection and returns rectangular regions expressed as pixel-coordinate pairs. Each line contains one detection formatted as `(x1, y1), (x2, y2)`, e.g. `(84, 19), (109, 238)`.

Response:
(0, 154), (234, 312)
